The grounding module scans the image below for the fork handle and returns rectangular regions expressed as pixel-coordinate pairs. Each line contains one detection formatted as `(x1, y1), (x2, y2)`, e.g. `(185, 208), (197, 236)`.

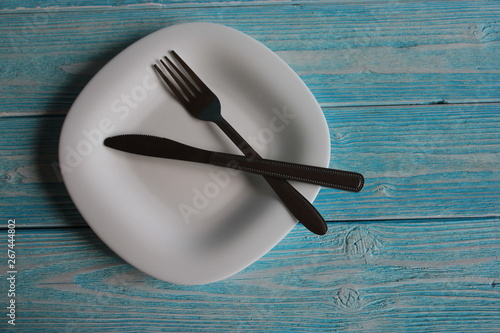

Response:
(214, 118), (329, 235)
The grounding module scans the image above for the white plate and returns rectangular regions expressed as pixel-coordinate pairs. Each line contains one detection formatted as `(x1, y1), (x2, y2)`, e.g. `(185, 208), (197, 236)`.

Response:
(59, 22), (330, 285)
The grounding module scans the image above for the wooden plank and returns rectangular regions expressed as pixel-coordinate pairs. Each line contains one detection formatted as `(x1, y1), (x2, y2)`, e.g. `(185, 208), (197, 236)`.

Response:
(319, 102), (500, 220)
(2, 0), (485, 10)
(5, 218), (499, 331)
(1, 2), (498, 332)
(0, 0), (314, 10)
(1, 103), (498, 227)
(1, 1), (499, 116)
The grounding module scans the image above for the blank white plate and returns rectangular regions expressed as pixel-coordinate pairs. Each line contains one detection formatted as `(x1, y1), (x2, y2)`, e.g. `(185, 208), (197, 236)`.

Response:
(59, 22), (330, 285)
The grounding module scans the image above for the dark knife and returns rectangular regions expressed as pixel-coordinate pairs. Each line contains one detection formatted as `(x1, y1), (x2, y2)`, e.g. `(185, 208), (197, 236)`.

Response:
(104, 134), (364, 192)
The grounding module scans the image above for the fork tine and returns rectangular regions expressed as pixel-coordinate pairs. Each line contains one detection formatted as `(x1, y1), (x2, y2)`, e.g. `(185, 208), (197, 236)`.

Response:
(170, 50), (212, 94)
(164, 57), (200, 95)
(153, 63), (189, 106)
(159, 58), (194, 103)
(162, 56), (199, 100)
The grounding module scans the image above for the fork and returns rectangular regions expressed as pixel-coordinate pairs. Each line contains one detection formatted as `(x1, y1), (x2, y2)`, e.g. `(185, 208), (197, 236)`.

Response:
(153, 50), (328, 235)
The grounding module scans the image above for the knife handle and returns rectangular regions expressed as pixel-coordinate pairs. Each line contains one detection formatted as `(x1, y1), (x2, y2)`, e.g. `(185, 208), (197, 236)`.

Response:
(214, 118), (327, 235)
(209, 152), (364, 192)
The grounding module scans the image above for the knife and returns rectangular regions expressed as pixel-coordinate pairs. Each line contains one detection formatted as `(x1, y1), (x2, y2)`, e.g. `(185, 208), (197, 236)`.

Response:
(104, 134), (364, 192)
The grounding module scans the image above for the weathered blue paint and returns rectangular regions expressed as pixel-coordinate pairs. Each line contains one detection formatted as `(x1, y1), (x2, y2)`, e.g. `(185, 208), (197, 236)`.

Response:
(1, 0), (499, 331)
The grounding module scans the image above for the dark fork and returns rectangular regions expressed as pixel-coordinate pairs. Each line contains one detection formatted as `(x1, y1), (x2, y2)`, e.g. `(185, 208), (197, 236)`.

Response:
(153, 50), (328, 235)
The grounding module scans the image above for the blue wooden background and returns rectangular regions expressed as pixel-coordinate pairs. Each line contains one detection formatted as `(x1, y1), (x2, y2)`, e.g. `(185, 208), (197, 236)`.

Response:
(1, 0), (499, 331)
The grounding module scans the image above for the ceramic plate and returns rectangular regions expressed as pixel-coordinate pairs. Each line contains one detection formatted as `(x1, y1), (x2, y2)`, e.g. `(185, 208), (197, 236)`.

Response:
(59, 22), (330, 285)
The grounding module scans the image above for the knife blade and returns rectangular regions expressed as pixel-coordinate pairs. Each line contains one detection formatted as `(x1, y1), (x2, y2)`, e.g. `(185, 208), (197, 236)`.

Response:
(104, 134), (364, 192)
